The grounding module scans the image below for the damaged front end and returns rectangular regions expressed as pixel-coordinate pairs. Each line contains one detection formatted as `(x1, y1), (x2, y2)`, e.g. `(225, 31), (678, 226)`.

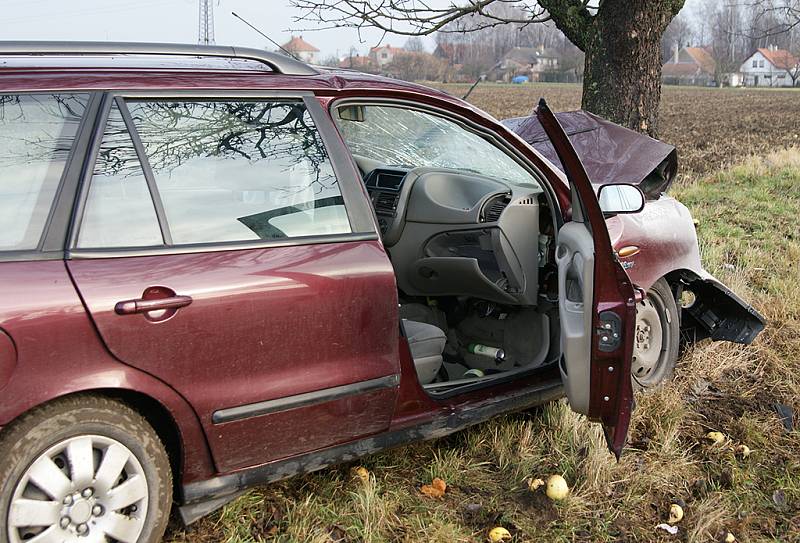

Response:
(504, 109), (765, 349)
(671, 270), (765, 345)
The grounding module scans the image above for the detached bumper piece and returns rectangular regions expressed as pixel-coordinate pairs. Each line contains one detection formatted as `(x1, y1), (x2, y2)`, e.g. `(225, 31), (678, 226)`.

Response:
(679, 274), (765, 344)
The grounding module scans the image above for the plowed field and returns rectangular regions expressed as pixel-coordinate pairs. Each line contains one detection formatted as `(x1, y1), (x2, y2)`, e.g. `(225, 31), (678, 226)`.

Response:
(429, 83), (800, 179)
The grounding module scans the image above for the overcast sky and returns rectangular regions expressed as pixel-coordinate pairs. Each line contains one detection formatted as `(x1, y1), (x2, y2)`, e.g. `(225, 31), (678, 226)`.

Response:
(2, 0), (423, 59)
(4, 0), (703, 59)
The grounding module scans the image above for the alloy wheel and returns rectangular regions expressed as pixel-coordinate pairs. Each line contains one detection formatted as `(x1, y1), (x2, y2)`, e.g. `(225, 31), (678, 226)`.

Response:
(8, 434), (148, 543)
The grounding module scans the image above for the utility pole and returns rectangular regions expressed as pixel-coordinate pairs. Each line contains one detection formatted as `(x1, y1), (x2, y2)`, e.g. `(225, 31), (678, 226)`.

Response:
(198, 0), (215, 45)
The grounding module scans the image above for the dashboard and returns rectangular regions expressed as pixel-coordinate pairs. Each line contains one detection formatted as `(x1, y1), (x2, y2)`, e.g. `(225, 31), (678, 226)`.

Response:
(359, 159), (547, 306)
(363, 167), (408, 238)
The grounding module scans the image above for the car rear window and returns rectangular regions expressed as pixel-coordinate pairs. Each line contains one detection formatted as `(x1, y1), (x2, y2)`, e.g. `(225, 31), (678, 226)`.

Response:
(0, 94), (88, 251)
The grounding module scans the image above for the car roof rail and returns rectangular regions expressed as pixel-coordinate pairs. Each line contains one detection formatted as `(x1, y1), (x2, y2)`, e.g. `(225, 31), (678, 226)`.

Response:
(0, 41), (319, 76)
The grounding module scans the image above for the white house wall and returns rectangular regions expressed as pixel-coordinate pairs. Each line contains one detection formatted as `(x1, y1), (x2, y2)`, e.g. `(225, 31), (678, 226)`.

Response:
(740, 51), (793, 87)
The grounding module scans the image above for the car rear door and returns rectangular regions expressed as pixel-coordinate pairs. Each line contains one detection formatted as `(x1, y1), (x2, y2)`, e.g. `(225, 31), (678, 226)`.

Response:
(66, 93), (399, 473)
(536, 100), (637, 458)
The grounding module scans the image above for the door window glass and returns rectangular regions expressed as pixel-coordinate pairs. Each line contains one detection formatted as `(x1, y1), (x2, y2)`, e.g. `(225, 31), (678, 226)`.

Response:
(335, 104), (537, 187)
(127, 100), (350, 245)
(78, 104), (163, 248)
(0, 94), (87, 251)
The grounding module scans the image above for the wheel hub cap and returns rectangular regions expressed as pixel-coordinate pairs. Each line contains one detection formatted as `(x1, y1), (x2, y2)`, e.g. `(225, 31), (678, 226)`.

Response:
(7, 435), (149, 543)
(68, 499), (92, 524)
(631, 298), (664, 381)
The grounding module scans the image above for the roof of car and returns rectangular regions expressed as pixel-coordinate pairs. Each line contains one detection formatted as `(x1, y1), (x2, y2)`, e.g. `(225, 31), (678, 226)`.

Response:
(0, 63), (454, 100)
(0, 41), (462, 103)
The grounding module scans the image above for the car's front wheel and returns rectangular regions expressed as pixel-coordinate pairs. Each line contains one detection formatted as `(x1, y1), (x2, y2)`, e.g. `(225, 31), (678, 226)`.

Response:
(631, 278), (681, 389)
(0, 395), (172, 543)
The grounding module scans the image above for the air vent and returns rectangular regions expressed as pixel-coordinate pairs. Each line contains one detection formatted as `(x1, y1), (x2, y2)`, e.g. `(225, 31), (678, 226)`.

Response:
(482, 194), (511, 222)
(374, 192), (399, 215)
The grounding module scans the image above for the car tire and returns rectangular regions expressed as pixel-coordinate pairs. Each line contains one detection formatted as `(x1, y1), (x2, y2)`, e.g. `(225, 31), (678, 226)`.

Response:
(0, 395), (172, 543)
(631, 278), (680, 390)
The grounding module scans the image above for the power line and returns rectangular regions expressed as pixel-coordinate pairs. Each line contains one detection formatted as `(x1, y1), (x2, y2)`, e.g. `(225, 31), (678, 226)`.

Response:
(198, 0), (215, 45)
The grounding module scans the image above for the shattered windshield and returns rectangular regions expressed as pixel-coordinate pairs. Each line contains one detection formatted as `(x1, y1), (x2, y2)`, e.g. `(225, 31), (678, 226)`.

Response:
(335, 104), (537, 187)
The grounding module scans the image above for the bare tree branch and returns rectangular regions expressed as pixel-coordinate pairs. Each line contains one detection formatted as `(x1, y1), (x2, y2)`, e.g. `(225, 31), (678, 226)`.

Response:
(537, 0), (594, 50)
(739, 0), (800, 39)
(288, 0), (570, 38)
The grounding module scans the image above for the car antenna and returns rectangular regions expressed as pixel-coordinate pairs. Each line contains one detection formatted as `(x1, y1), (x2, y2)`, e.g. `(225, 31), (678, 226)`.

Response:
(462, 61), (502, 101)
(231, 11), (302, 62)
(462, 74), (485, 101)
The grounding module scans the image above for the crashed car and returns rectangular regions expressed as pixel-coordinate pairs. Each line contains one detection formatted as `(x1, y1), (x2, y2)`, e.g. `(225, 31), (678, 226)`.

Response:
(0, 42), (763, 541)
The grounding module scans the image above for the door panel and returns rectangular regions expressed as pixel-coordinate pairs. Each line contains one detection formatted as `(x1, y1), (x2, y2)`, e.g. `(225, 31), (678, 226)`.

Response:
(68, 241), (399, 471)
(536, 100), (637, 458)
(555, 221), (595, 415)
(68, 95), (400, 472)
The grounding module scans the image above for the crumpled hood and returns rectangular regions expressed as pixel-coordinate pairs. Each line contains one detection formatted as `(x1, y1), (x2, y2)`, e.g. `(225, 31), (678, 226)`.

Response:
(503, 110), (678, 198)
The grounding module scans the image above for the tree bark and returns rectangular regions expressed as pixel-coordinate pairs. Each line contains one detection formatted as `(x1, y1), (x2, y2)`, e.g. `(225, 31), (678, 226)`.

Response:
(542, 0), (684, 138)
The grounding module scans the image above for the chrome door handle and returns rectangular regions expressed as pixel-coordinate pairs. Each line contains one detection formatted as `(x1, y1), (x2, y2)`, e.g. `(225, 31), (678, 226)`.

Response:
(115, 295), (192, 315)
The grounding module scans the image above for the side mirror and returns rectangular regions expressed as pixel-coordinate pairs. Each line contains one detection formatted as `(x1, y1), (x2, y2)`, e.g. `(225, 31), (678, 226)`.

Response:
(597, 183), (645, 215)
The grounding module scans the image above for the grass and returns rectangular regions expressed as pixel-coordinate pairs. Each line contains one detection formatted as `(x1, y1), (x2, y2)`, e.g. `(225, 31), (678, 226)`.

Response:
(166, 149), (800, 542)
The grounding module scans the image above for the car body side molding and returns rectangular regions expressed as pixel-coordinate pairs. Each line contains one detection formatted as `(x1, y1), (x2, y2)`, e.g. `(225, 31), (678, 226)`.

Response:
(211, 374), (400, 424)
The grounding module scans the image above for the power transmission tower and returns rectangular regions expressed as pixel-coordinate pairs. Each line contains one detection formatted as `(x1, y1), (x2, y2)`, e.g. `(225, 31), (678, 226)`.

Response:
(198, 0), (215, 45)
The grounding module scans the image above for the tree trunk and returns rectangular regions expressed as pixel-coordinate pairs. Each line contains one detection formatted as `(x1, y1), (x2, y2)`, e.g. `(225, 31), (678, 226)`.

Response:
(581, 2), (681, 138)
(543, 0), (684, 138)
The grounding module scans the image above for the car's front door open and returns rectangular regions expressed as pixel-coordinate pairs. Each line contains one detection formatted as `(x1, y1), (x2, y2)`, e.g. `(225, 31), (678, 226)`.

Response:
(536, 99), (637, 458)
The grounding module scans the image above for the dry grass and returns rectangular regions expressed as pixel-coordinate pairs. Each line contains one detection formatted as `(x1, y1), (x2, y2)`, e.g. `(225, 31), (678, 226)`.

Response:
(165, 92), (800, 543)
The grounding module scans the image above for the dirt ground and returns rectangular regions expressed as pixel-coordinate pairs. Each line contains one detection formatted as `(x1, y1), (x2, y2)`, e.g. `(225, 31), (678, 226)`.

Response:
(428, 83), (800, 179)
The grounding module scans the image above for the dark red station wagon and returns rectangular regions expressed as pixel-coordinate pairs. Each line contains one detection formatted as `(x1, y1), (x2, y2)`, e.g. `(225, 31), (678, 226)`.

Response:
(0, 43), (764, 542)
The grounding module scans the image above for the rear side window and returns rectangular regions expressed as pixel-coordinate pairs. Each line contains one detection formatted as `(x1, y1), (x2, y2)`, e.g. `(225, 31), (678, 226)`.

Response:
(0, 94), (87, 251)
(78, 99), (351, 248)
(131, 100), (350, 245)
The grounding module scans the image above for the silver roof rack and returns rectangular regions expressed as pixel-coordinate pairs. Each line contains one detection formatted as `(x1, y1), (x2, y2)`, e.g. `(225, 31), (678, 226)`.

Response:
(0, 41), (318, 76)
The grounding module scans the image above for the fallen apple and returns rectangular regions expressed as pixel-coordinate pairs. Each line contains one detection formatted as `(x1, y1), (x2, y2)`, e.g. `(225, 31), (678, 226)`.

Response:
(735, 444), (751, 458)
(353, 466), (369, 483)
(488, 527), (512, 542)
(528, 478), (545, 491)
(668, 503), (684, 524)
(546, 474), (569, 500)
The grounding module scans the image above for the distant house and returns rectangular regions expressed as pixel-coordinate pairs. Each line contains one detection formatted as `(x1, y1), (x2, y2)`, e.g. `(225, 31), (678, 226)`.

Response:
(338, 54), (376, 72)
(279, 36), (320, 64)
(433, 42), (474, 65)
(740, 46), (799, 87)
(369, 45), (404, 68)
(496, 46), (560, 82)
(661, 46), (716, 86)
